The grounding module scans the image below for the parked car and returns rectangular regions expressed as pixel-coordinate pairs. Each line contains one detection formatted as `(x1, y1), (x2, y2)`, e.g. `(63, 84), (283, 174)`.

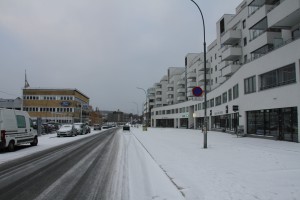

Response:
(73, 123), (87, 135)
(102, 125), (110, 129)
(94, 124), (101, 130)
(0, 108), (38, 151)
(57, 124), (77, 137)
(86, 125), (91, 133)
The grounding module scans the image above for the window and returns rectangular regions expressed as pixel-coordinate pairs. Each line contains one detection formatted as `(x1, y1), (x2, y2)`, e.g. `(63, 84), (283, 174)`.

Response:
(233, 84), (239, 99)
(215, 96), (222, 106)
(244, 76), (256, 94)
(215, 65), (217, 71)
(16, 115), (26, 128)
(243, 37), (247, 46)
(215, 77), (218, 84)
(210, 99), (214, 107)
(228, 89), (232, 101)
(260, 63), (296, 90)
(242, 19), (246, 29)
(244, 55), (248, 63)
(222, 92), (227, 103)
(220, 18), (225, 34)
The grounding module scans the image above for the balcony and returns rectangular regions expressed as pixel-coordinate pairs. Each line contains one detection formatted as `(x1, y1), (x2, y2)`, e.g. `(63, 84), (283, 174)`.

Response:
(221, 29), (242, 45)
(156, 87), (162, 92)
(268, 0), (300, 29)
(148, 94), (155, 100)
(248, 31), (282, 55)
(177, 96), (186, 101)
(198, 72), (211, 81)
(248, 4), (272, 29)
(177, 88), (185, 93)
(156, 93), (162, 98)
(149, 101), (155, 106)
(177, 80), (185, 86)
(199, 62), (211, 71)
(155, 99), (162, 104)
(220, 63), (241, 77)
(221, 46), (242, 61)
(167, 99), (174, 104)
(187, 72), (196, 79)
(187, 91), (194, 97)
(166, 90), (174, 95)
(167, 83), (174, 89)
(187, 81), (197, 88)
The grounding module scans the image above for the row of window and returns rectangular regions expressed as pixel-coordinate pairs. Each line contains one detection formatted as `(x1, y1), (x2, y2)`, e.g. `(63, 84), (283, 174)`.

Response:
(23, 107), (75, 113)
(154, 62), (297, 116)
(154, 83), (239, 116)
(23, 96), (74, 101)
(244, 63), (296, 94)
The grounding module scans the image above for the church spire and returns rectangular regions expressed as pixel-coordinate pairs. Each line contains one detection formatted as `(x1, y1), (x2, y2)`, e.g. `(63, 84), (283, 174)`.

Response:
(24, 70), (30, 88)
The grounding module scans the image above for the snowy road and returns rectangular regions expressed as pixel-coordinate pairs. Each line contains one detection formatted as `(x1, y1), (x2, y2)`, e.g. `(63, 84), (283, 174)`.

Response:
(0, 129), (121, 200)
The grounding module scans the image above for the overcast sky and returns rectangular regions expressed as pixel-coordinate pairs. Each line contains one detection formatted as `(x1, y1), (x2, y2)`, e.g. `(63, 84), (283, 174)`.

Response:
(0, 0), (242, 114)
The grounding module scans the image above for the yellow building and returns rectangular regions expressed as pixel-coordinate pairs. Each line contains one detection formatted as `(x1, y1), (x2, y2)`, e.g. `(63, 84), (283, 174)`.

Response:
(22, 88), (89, 123)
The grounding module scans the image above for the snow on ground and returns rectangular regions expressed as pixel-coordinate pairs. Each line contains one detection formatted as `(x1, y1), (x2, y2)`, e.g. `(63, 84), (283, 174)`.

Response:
(131, 127), (300, 200)
(0, 129), (104, 164)
(1, 127), (300, 200)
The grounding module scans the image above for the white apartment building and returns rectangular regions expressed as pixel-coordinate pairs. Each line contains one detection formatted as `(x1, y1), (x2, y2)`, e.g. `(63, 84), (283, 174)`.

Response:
(167, 67), (186, 105)
(150, 0), (300, 142)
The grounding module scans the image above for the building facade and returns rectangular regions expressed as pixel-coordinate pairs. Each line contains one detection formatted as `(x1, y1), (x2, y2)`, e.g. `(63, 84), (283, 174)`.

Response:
(23, 88), (90, 123)
(149, 0), (300, 142)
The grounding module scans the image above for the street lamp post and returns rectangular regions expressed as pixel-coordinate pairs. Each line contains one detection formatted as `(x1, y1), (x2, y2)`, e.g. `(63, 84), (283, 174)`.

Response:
(136, 87), (147, 127)
(189, 0), (207, 148)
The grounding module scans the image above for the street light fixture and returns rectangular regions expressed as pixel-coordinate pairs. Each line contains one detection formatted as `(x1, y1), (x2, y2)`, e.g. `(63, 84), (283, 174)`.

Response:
(189, 0), (208, 148)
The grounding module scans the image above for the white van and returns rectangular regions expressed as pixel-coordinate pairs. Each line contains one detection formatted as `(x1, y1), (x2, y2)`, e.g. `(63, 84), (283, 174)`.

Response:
(0, 108), (38, 151)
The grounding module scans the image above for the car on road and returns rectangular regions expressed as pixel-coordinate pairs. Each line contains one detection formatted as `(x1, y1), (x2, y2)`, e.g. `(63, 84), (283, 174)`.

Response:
(102, 125), (110, 129)
(94, 124), (101, 130)
(57, 124), (77, 137)
(73, 123), (87, 135)
(0, 108), (38, 151)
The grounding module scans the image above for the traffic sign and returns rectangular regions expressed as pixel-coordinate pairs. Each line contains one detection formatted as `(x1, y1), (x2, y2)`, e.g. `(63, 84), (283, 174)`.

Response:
(192, 86), (203, 97)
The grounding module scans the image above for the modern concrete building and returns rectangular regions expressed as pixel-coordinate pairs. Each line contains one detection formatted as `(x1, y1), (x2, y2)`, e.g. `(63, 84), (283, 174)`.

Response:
(22, 88), (90, 123)
(150, 0), (300, 142)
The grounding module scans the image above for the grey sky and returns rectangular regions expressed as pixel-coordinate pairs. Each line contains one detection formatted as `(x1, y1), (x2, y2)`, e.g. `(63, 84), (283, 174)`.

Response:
(0, 0), (242, 114)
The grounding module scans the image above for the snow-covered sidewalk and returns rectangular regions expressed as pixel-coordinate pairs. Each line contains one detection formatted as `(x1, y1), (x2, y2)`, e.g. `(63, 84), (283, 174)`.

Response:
(1, 127), (300, 200)
(130, 127), (300, 200)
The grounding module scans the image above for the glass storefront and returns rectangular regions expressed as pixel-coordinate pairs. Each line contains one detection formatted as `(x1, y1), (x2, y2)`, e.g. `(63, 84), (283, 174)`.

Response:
(246, 107), (298, 142)
(156, 119), (174, 128)
(211, 113), (238, 132)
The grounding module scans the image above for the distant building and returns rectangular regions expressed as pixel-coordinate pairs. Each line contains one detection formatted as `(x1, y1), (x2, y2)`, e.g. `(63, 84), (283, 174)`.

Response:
(22, 88), (89, 123)
(0, 98), (22, 110)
